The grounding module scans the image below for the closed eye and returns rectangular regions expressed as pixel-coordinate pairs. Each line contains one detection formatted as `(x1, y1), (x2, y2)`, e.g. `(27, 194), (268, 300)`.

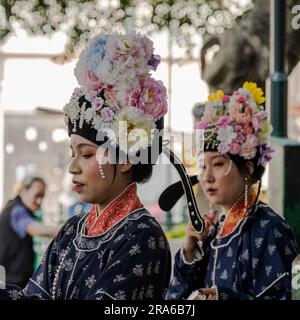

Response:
(82, 154), (93, 159)
(214, 162), (224, 167)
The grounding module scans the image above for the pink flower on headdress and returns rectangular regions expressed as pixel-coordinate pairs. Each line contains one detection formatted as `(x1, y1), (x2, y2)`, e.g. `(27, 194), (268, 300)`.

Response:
(218, 142), (230, 154)
(236, 112), (251, 125)
(234, 128), (245, 144)
(126, 78), (168, 121)
(217, 116), (230, 128)
(236, 95), (247, 105)
(229, 105), (240, 119)
(74, 59), (106, 91)
(106, 32), (153, 76)
(254, 110), (269, 121)
(242, 125), (253, 137)
(222, 95), (230, 103)
(247, 134), (258, 146)
(196, 118), (211, 130)
(239, 143), (257, 160)
(86, 71), (106, 90)
(104, 88), (121, 112)
(251, 115), (260, 132)
(239, 134), (258, 159)
(229, 142), (241, 155)
(245, 106), (254, 116)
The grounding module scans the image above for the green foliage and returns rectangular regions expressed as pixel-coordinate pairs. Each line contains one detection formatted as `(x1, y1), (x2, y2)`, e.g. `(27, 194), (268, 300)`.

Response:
(166, 223), (186, 239)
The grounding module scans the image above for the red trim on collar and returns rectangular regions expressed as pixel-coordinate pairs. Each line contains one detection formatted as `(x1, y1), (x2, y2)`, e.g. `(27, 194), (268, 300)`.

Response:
(219, 188), (256, 238)
(85, 183), (143, 236)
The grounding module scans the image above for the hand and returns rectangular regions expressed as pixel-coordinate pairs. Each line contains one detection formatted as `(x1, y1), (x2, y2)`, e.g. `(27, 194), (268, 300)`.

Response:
(183, 212), (217, 253)
(199, 287), (217, 300)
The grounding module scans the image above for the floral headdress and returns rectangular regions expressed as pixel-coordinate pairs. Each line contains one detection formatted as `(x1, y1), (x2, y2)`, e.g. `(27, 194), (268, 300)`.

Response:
(63, 31), (168, 155)
(196, 82), (273, 167)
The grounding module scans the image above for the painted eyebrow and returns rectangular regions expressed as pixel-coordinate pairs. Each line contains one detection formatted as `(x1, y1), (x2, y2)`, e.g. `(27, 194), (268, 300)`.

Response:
(207, 155), (228, 161)
(70, 143), (97, 151)
(212, 156), (227, 160)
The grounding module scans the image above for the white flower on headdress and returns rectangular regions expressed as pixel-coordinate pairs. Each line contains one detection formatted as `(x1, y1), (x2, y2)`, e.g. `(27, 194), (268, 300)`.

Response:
(111, 107), (155, 155)
(106, 32), (153, 76)
(217, 126), (237, 145)
(84, 107), (95, 123)
(92, 114), (105, 131)
(96, 60), (121, 86)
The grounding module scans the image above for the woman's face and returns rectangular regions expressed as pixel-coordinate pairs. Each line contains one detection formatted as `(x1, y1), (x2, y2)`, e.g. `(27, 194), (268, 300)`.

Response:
(21, 181), (46, 212)
(198, 152), (245, 211)
(69, 134), (128, 206)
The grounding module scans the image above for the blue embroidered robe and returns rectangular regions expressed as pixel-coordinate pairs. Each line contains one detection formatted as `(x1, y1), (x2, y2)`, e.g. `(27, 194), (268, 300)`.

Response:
(0, 209), (171, 300)
(167, 203), (298, 300)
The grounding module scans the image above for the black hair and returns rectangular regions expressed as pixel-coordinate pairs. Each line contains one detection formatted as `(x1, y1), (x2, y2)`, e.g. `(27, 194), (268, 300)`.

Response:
(110, 147), (154, 185)
(229, 151), (265, 206)
(132, 163), (153, 184)
(229, 151), (265, 185)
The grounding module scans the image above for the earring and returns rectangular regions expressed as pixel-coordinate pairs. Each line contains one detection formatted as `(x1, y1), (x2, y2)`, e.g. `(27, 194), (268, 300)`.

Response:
(244, 177), (248, 209)
(98, 154), (106, 179)
(224, 160), (233, 176)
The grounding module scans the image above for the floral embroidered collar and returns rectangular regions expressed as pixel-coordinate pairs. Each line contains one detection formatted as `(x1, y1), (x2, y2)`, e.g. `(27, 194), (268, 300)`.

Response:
(218, 188), (257, 238)
(85, 183), (143, 236)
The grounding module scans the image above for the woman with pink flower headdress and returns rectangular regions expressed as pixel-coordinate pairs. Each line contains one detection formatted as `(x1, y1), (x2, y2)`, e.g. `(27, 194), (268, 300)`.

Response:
(163, 82), (297, 300)
(0, 31), (172, 300)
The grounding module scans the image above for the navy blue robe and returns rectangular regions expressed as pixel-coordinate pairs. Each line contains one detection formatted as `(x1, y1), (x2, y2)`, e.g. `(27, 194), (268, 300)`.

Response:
(167, 203), (298, 300)
(0, 209), (171, 300)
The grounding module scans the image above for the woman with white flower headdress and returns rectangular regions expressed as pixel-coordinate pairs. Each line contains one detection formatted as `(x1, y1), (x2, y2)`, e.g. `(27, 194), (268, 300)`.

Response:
(162, 82), (298, 300)
(0, 31), (171, 300)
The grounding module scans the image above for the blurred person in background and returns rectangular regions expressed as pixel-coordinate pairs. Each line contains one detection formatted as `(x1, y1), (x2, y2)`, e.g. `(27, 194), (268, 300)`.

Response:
(0, 176), (60, 288)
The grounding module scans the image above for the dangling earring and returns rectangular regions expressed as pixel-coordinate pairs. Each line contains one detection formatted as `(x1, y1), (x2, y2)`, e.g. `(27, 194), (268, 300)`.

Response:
(224, 160), (233, 176)
(96, 147), (106, 179)
(98, 154), (106, 179)
(244, 177), (248, 210)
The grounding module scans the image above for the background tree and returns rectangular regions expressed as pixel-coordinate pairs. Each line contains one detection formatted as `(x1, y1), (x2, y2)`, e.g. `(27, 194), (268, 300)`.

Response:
(0, 0), (253, 60)
(201, 0), (300, 93)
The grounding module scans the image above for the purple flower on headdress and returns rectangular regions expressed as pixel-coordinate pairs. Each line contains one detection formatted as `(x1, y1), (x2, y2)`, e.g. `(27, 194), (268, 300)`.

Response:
(148, 54), (161, 71)
(100, 107), (115, 121)
(258, 144), (274, 167)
